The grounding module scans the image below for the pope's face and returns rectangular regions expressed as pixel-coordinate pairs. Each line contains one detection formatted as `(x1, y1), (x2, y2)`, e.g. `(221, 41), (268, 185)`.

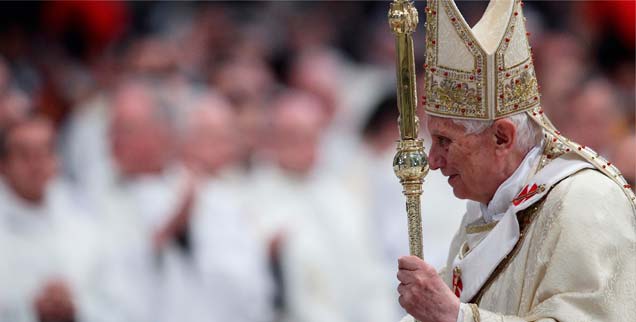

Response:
(426, 116), (501, 203)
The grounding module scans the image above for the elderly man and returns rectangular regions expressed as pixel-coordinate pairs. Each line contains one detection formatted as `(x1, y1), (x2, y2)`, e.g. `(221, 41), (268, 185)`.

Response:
(397, 1), (635, 322)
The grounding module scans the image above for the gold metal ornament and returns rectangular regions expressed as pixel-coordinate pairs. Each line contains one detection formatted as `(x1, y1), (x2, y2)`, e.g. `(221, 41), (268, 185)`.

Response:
(388, 0), (429, 262)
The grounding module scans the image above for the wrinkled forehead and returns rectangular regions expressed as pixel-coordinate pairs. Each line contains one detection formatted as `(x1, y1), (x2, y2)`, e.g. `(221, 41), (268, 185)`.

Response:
(423, 113), (467, 137)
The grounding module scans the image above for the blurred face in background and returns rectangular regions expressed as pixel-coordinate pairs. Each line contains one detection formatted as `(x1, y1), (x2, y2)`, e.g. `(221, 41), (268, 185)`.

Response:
(270, 92), (325, 176)
(288, 50), (341, 128)
(0, 118), (58, 203)
(565, 79), (622, 153)
(181, 95), (238, 175)
(110, 83), (173, 176)
(211, 59), (273, 162)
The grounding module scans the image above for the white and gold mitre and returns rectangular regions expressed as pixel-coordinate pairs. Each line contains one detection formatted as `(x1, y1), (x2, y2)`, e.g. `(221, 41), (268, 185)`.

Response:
(422, 0), (539, 120)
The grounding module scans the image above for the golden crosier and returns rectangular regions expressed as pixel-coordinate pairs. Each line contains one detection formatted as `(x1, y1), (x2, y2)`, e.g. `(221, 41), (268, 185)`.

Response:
(388, 0), (428, 265)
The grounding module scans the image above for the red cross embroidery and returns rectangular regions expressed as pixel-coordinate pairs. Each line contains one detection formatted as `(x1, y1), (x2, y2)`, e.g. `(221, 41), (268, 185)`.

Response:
(512, 183), (538, 206)
(452, 266), (463, 297)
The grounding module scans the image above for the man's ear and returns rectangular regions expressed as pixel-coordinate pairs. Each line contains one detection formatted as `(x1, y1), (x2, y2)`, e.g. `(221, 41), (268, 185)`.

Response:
(492, 119), (516, 154)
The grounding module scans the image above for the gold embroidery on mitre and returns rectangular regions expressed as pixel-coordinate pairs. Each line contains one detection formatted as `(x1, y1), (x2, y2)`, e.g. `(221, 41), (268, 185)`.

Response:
(494, 0), (541, 118)
(423, 0), (540, 120)
(423, 0), (488, 119)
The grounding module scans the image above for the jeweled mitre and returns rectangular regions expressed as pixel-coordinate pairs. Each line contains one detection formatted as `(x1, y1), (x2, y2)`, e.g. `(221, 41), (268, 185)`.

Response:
(422, 0), (539, 120)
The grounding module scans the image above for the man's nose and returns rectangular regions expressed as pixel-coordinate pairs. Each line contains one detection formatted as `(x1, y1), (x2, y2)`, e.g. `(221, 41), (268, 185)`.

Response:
(428, 144), (445, 170)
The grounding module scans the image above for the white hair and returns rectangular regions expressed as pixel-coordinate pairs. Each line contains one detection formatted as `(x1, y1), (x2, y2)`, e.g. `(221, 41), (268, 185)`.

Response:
(451, 113), (543, 153)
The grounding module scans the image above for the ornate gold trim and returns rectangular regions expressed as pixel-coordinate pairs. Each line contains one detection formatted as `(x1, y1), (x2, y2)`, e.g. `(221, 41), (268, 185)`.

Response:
(465, 221), (498, 234)
(468, 303), (481, 322)
(494, 0), (540, 118)
(527, 108), (636, 207)
(423, 0), (489, 120)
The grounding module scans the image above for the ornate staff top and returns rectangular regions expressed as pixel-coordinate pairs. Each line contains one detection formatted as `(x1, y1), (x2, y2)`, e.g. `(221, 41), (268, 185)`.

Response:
(388, 0), (429, 262)
(388, 0), (419, 140)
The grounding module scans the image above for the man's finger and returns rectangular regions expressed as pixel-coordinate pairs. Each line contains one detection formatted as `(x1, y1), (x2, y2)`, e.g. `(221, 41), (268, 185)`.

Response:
(397, 283), (408, 295)
(398, 294), (407, 309)
(398, 255), (424, 270)
(397, 270), (416, 284)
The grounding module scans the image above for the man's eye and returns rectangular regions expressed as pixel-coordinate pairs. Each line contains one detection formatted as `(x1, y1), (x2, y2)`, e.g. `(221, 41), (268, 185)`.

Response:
(437, 136), (450, 146)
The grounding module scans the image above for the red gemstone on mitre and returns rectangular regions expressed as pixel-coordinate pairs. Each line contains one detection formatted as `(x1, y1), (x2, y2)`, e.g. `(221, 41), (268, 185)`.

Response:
(526, 32), (531, 36)
(461, 108), (466, 114)
(506, 73), (511, 77)
(607, 162), (612, 166)
(477, 97), (482, 101)
(444, 72), (449, 76)
(524, 64), (529, 69)
(424, 64), (428, 68)
(431, 68), (436, 72)
(456, 84), (462, 88)
(432, 10), (437, 15)
(432, 40), (436, 44)
(476, 68), (482, 73)
(467, 41), (473, 46)
(552, 138), (557, 142)
(499, 94), (504, 99)
(515, 79), (520, 84)
(514, 11), (519, 16)
(469, 75), (474, 80)
(534, 96), (538, 101)
(539, 110), (544, 114)
(435, 105), (440, 109)
(514, 104), (519, 109)
(451, 17), (456, 22)
(505, 38), (510, 42)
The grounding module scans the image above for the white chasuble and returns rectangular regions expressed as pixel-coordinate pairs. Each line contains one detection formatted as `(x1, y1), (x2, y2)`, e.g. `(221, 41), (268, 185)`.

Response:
(401, 151), (636, 322)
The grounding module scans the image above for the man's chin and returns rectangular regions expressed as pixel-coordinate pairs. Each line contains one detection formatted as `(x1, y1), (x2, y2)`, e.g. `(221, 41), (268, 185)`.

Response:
(449, 183), (469, 200)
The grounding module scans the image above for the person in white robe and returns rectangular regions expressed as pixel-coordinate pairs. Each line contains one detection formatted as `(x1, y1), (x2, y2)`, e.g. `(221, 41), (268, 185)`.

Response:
(180, 92), (275, 322)
(0, 117), (113, 322)
(250, 91), (394, 322)
(103, 79), (201, 322)
(395, 1), (636, 321)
